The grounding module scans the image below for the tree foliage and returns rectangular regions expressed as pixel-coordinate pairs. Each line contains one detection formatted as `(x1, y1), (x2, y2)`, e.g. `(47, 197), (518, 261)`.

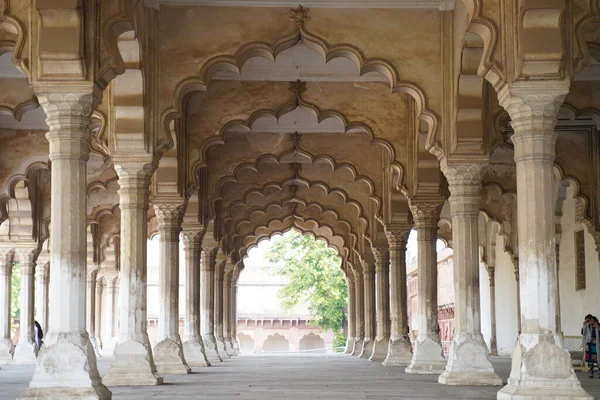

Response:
(11, 262), (20, 335)
(264, 231), (347, 336)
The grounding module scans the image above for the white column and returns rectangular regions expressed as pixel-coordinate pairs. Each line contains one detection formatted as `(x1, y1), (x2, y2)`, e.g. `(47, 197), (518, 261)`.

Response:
(35, 261), (49, 340)
(438, 163), (501, 385)
(100, 278), (118, 356)
(384, 228), (413, 366)
(0, 249), (13, 364)
(359, 261), (376, 359)
(370, 244), (390, 361)
(231, 270), (241, 355)
(14, 248), (39, 363)
(103, 159), (162, 386)
(344, 277), (356, 354)
(351, 269), (364, 356)
(200, 247), (223, 363)
(152, 203), (190, 375)
(22, 89), (110, 399)
(497, 82), (591, 399)
(213, 260), (230, 358)
(181, 227), (210, 367)
(406, 201), (446, 374)
(223, 269), (235, 356)
(94, 279), (103, 350)
(86, 271), (101, 357)
(488, 266), (498, 356)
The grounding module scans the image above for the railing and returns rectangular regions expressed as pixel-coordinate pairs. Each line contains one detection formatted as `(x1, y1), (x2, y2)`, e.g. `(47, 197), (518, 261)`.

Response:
(564, 336), (586, 371)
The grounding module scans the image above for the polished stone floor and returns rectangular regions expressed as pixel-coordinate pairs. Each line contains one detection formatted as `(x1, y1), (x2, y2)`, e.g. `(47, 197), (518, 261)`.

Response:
(1, 354), (599, 400)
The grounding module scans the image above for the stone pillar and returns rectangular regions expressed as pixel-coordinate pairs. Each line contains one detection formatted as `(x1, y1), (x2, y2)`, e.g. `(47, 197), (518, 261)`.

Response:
(21, 89), (110, 399)
(438, 163), (501, 385)
(405, 201), (446, 374)
(214, 260), (230, 358)
(200, 248), (223, 363)
(231, 271), (241, 355)
(181, 227), (210, 367)
(35, 261), (49, 338)
(359, 261), (376, 359)
(496, 82), (591, 399)
(344, 278), (356, 354)
(0, 249), (13, 364)
(488, 266), (498, 356)
(14, 248), (39, 364)
(152, 203), (190, 375)
(103, 159), (162, 386)
(384, 228), (413, 366)
(100, 278), (117, 356)
(351, 270), (364, 356)
(86, 271), (101, 357)
(95, 279), (103, 350)
(370, 245), (390, 361)
(223, 269), (236, 356)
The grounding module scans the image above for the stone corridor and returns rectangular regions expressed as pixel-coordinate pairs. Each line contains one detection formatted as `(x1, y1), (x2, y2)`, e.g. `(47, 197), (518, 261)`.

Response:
(1, 354), (599, 400)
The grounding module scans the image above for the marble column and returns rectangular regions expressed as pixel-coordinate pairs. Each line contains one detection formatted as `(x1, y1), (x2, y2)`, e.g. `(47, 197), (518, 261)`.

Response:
(100, 278), (117, 356)
(344, 278), (356, 354)
(86, 271), (101, 357)
(21, 89), (110, 399)
(181, 227), (210, 367)
(405, 201), (446, 374)
(103, 159), (162, 386)
(438, 163), (501, 385)
(152, 203), (190, 375)
(370, 245), (390, 361)
(0, 249), (13, 364)
(35, 261), (49, 339)
(351, 270), (364, 356)
(359, 261), (376, 359)
(95, 279), (103, 350)
(14, 248), (39, 364)
(231, 271), (241, 355)
(223, 269), (235, 356)
(383, 228), (413, 366)
(200, 248), (223, 363)
(497, 82), (591, 399)
(488, 266), (498, 356)
(214, 260), (230, 358)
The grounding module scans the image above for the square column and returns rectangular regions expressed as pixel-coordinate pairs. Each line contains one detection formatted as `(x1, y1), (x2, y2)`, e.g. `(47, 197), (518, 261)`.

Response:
(14, 247), (39, 364)
(35, 261), (49, 343)
(21, 89), (110, 399)
(223, 269), (236, 356)
(496, 82), (591, 399)
(370, 244), (390, 362)
(438, 163), (501, 385)
(94, 279), (103, 350)
(359, 261), (375, 359)
(100, 277), (118, 356)
(86, 271), (101, 357)
(200, 247), (223, 363)
(152, 203), (191, 375)
(181, 227), (211, 367)
(213, 260), (230, 358)
(231, 269), (241, 355)
(383, 228), (413, 366)
(344, 278), (356, 354)
(102, 159), (162, 386)
(350, 269), (364, 356)
(0, 249), (14, 364)
(405, 201), (447, 374)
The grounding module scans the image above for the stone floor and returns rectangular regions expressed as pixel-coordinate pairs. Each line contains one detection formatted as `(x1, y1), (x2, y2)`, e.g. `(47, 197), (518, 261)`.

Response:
(1, 354), (599, 399)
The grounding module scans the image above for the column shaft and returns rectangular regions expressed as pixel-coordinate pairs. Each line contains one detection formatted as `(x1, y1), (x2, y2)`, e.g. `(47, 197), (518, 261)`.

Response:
(370, 246), (390, 361)
(231, 272), (241, 354)
(0, 251), (13, 363)
(22, 89), (110, 399)
(14, 249), (38, 363)
(95, 280), (103, 349)
(223, 270), (235, 356)
(359, 264), (376, 359)
(350, 271), (364, 356)
(102, 161), (162, 386)
(497, 82), (590, 399)
(152, 203), (190, 375)
(344, 279), (356, 354)
(384, 229), (413, 366)
(200, 248), (223, 362)
(86, 271), (101, 356)
(488, 267), (498, 356)
(213, 261), (230, 358)
(35, 262), (49, 340)
(406, 202), (446, 374)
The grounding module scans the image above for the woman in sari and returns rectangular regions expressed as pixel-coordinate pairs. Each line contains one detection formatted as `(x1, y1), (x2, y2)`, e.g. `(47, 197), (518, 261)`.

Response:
(584, 316), (600, 378)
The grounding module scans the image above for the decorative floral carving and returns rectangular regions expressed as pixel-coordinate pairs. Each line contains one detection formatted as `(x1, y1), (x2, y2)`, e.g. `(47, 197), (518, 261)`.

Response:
(289, 5), (310, 27)
(409, 202), (443, 228)
(153, 204), (185, 239)
(441, 163), (486, 187)
(386, 230), (410, 249)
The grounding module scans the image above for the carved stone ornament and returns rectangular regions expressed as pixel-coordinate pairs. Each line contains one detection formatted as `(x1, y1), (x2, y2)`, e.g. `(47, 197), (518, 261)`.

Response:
(289, 5), (310, 27)
(386, 230), (409, 249)
(409, 202), (443, 227)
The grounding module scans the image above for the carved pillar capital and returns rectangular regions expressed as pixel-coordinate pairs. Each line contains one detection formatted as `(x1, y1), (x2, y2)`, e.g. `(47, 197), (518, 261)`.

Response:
(36, 260), (50, 283)
(201, 248), (217, 272)
(14, 247), (39, 275)
(386, 229), (410, 250)
(409, 200), (443, 239)
(371, 245), (389, 273)
(113, 160), (156, 210)
(181, 226), (205, 251)
(153, 203), (185, 241)
(441, 162), (486, 218)
(487, 265), (496, 287)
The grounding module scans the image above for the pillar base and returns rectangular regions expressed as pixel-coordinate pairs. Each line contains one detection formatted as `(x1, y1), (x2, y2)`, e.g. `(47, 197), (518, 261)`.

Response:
(182, 337), (211, 367)
(232, 338), (241, 355)
(216, 337), (231, 358)
(405, 336), (446, 374)
(438, 333), (502, 385)
(0, 338), (13, 364)
(351, 337), (363, 356)
(202, 335), (223, 363)
(153, 338), (191, 375)
(90, 336), (102, 358)
(383, 336), (413, 366)
(369, 337), (389, 362)
(20, 331), (111, 399)
(100, 337), (117, 357)
(358, 338), (374, 359)
(225, 338), (236, 356)
(13, 340), (37, 364)
(497, 334), (591, 400)
(102, 339), (163, 386)
(344, 338), (355, 354)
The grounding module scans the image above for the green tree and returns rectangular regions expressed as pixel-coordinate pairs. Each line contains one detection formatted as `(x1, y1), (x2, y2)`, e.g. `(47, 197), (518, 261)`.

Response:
(264, 231), (347, 348)
(11, 262), (20, 335)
